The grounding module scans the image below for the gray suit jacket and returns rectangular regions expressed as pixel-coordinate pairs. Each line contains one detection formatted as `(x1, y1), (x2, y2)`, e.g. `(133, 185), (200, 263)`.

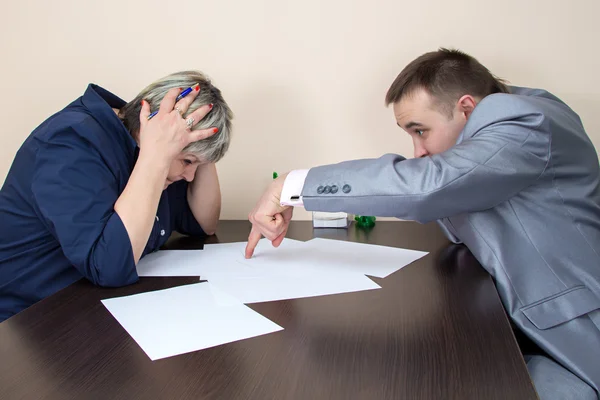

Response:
(302, 86), (600, 394)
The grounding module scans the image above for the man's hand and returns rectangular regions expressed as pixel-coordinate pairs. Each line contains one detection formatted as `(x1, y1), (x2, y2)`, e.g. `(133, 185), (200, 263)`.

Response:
(245, 174), (294, 258)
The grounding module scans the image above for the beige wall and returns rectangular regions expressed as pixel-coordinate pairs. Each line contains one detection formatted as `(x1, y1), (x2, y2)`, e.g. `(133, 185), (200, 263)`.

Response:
(1, 0), (598, 220)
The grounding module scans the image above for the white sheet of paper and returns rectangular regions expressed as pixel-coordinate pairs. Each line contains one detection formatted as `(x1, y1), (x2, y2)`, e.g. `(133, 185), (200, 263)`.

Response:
(239, 238), (428, 278)
(136, 239), (306, 278)
(198, 239), (308, 279)
(136, 250), (207, 276)
(202, 239), (382, 303)
(207, 271), (381, 304)
(101, 282), (283, 360)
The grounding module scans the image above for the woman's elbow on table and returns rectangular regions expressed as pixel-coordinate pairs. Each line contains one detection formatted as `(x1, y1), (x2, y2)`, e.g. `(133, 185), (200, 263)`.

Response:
(78, 235), (140, 287)
(84, 259), (139, 287)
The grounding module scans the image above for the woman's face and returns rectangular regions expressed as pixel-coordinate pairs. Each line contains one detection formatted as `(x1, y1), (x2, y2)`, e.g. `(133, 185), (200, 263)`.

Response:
(164, 152), (203, 190)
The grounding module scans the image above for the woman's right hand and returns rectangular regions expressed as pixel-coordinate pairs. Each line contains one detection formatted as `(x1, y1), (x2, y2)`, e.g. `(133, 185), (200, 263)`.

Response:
(137, 86), (217, 167)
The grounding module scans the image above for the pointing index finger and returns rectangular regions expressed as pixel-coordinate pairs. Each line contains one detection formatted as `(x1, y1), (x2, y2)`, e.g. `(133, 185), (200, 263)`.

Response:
(245, 227), (262, 259)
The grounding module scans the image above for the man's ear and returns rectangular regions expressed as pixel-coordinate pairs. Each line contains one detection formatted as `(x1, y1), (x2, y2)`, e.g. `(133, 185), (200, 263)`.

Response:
(456, 95), (478, 119)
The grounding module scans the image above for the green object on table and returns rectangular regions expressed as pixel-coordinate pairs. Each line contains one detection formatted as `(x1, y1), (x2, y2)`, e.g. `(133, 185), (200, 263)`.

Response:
(273, 171), (278, 180)
(355, 215), (376, 228)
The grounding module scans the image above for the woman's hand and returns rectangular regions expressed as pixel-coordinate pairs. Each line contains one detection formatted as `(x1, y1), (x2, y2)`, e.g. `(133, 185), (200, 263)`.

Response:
(115, 85), (218, 263)
(138, 85), (217, 167)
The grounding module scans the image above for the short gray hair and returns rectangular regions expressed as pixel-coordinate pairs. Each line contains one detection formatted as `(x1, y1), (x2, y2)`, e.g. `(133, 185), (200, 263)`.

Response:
(120, 71), (233, 163)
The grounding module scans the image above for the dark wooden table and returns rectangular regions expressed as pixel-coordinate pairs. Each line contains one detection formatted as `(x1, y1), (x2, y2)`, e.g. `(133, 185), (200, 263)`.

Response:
(0, 221), (538, 400)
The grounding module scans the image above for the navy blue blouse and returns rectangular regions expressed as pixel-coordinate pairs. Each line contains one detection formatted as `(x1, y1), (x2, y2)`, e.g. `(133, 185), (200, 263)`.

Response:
(0, 84), (204, 321)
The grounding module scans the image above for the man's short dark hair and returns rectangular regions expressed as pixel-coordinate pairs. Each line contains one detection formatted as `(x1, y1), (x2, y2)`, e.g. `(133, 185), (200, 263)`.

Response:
(385, 48), (509, 116)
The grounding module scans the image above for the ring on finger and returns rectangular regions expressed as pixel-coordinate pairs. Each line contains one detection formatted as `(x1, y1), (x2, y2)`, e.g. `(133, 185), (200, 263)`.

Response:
(186, 117), (195, 129)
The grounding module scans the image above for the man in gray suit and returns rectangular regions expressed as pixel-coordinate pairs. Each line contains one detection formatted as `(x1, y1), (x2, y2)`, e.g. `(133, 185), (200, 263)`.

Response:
(245, 48), (600, 399)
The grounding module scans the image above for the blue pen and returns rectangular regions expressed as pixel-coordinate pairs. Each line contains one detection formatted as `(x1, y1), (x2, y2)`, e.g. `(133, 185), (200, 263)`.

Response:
(147, 84), (198, 120)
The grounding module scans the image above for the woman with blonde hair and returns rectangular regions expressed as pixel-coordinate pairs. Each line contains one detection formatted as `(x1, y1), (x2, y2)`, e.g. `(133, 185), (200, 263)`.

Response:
(0, 71), (233, 321)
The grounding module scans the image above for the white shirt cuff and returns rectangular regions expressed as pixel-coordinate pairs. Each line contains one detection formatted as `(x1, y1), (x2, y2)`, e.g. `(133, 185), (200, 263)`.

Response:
(280, 169), (309, 207)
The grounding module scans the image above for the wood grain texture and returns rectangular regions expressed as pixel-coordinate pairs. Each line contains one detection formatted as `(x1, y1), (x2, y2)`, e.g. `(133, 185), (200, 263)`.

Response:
(0, 221), (538, 400)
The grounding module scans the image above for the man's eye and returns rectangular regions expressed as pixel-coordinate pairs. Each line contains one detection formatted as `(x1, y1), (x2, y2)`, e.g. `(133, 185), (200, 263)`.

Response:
(183, 159), (193, 165)
(416, 130), (424, 136)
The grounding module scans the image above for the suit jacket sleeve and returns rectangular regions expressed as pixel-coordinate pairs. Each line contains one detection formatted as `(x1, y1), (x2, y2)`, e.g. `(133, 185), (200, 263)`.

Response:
(301, 124), (550, 223)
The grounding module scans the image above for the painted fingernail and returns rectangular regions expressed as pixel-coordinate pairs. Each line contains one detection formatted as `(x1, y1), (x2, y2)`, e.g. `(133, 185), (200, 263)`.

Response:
(179, 87), (183, 91)
(140, 99), (145, 106)
(209, 103), (214, 109)
(195, 85), (200, 92)
(213, 128), (219, 133)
